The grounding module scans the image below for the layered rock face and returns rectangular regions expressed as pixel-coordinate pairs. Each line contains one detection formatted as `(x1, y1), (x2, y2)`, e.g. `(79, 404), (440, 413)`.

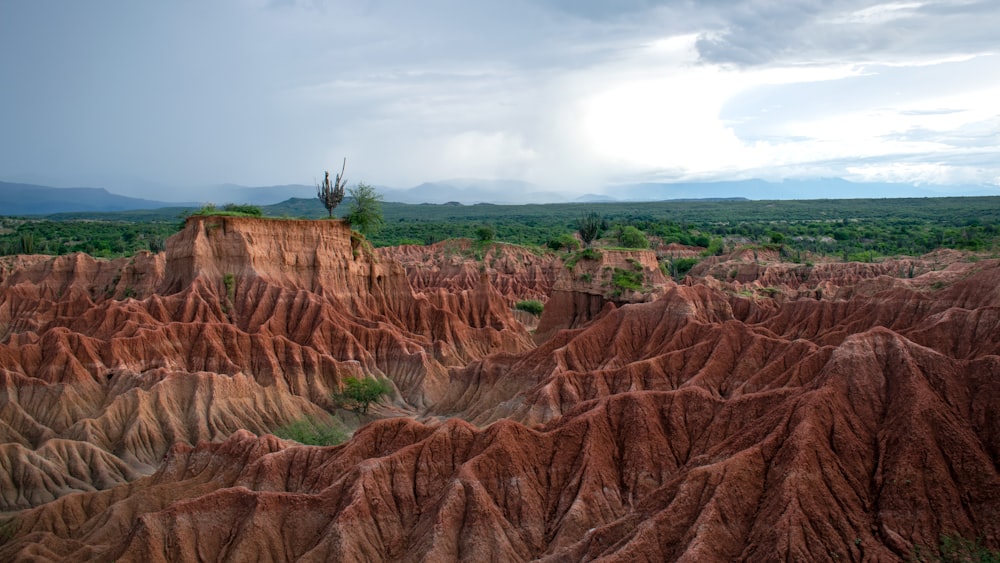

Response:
(534, 248), (668, 343)
(1, 229), (998, 562)
(378, 239), (561, 307)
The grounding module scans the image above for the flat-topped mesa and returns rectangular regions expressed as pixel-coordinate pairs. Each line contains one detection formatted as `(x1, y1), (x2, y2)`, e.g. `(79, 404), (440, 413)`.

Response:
(164, 216), (407, 301)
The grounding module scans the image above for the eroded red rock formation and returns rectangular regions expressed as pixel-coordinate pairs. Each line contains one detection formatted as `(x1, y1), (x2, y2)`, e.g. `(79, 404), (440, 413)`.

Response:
(0, 217), (531, 511)
(378, 239), (561, 307)
(534, 248), (668, 343)
(1, 223), (998, 561)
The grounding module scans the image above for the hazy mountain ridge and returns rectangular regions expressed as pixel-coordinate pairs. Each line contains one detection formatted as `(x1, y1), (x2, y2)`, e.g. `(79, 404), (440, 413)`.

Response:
(0, 182), (191, 215)
(3, 177), (999, 215)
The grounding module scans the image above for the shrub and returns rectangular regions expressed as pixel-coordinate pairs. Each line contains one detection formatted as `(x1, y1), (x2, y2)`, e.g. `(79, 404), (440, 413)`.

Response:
(701, 238), (725, 256)
(475, 225), (496, 243)
(335, 376), (392, 415)
(611, 267), (644, 294)
(190, 203), (263, 217)
(515, 299), (544, 316)
(273, 415), (348, 446)
(617, 225), (649, 249)
(667, 257), (700, 280)
(221, 203), (263, 216)
(346, 182), (385, 236)
(547, 233), (580, 252)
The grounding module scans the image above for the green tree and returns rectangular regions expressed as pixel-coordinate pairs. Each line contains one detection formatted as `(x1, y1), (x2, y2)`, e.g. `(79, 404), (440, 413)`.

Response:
(617, 225), (649, 249)
(317, 158), (347, 218)
(576, 211), (603, 247)
(475, 224), (496, 243)
(346, 182), (384, 236)
(336, 376), (392, 415)
(515, 299), (544, 316)
(547, 233), (580, 252)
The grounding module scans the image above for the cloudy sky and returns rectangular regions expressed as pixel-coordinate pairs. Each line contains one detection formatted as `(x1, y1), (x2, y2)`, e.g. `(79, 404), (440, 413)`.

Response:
(1, 0), (998, 199)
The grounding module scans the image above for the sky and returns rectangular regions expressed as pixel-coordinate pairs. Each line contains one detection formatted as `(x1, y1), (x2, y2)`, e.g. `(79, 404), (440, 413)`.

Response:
(1, 0), (999, 200)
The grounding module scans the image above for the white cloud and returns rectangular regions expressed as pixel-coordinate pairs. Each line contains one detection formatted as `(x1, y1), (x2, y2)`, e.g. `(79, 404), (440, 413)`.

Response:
(442, 131), (538, 179)
(832, 2), (926, 25)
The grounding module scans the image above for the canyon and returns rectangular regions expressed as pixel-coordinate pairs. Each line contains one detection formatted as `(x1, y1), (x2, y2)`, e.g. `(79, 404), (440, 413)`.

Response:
(0, 216), (998, 561)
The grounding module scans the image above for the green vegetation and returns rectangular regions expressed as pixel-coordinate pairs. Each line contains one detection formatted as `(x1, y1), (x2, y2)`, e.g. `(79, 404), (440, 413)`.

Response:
(611, 262), (645, 295)
(576, 211), (604, 247)
(223, 273), (236, 300)
(547, 233), (580, 252)
(19, 232), (36, 254)
(912, 534), (1000, 562)
(666, 257), (700, 280)
(616, 225), (650, 249)
(515, 299), (544, 316)
(3, 196), (999, 261)
(565, 247), (603, 269)
(346, 182), (384, 236)
(475, 224), (496, 243)
(335, 376), (393, 415)
(272, 415), (348, 446)
(189, 203), (263, 217)
(0, 217), (180, 258)
(295, 195), (998, 257)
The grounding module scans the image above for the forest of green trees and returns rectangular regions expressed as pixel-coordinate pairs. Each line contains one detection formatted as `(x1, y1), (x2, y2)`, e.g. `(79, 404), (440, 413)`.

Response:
(1, 196), (998, 262)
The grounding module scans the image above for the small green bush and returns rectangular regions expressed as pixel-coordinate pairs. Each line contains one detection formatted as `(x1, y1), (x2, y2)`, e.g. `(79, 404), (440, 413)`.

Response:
(617, 225), (650, 249)
(346, 182), (384, 236)
(611, 267), (644, 294)
(547, 233), (580, 252)
(273, 415), (347, 446)
(515, 299), (544, 316)
(701, 238), (724, 256)
(476, 225), (496, 243)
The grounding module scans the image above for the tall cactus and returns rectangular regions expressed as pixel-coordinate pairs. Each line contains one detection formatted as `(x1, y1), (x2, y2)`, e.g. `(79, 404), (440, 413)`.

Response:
(317, 158), (347, 218)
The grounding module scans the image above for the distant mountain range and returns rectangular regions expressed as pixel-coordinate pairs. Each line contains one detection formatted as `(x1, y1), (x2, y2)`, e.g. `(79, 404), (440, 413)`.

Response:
(608, 179), (938, 200)
(2, 178), (997, 216)
(0, 182), (194, 215)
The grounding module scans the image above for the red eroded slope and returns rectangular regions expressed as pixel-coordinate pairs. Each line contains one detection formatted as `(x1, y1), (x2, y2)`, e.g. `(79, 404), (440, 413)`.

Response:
(1, 225), (998, 561)
(3, 324), (997, 561)
(378, 239), (562, 307)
